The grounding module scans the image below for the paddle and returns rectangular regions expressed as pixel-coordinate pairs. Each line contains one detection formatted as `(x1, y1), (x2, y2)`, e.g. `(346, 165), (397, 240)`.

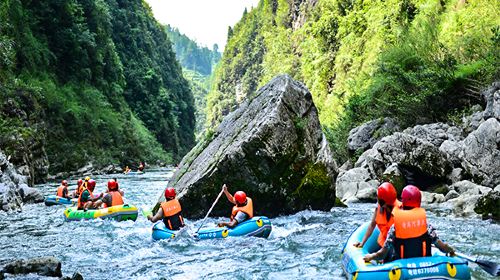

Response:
(141, 207), (152, 218)
(195, 189), (224, 233)
(455, 252), (500, 276)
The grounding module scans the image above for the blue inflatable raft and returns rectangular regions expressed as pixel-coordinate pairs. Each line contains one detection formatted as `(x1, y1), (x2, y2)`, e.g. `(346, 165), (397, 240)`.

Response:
(151, 216), (272, 241)
(341, 222), (471, 280)
(44, 195), (74, 206)
(196, 216), (272, 240)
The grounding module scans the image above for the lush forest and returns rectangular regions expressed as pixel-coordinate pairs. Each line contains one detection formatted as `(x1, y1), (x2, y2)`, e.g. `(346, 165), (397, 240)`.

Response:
(165, 25), (221, 138)
(0, 0), (195, 178)
(207, 0), (499, 162)
(165, 25), (221, 76)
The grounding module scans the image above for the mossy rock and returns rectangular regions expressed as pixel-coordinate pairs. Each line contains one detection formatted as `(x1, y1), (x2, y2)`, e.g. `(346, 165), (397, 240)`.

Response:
(474, 191), (500, 220)
(293, 162), (334, 209)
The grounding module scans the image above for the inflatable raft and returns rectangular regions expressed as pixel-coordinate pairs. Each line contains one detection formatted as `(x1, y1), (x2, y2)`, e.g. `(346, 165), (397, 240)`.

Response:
(125, 171), (144, 175)
(195, 216), (272, 240)
(151, 223), (179, 240)
(63, 204), (138, 222)
(44, 195), (74, 206)
(341, 222), (471, 280)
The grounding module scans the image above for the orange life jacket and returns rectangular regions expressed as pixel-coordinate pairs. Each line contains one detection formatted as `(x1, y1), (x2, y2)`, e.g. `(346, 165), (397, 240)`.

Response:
(76, 182), (87, 196)
(103, 191), (124, 208)
(231, 197), (254, 221)
(77, 188), (93, 209)
(161, 199), (184, 230)
(56, 185), (66, 197)
(375, 199), (402, 247)
(393, 207), (431, 259)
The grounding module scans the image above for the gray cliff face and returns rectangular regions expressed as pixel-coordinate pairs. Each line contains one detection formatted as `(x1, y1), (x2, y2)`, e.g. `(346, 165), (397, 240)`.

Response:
(171, 75), (338, 218)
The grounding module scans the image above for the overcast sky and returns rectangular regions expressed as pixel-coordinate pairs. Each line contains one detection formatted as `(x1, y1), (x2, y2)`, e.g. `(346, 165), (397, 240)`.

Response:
(145, 0), (260, 50)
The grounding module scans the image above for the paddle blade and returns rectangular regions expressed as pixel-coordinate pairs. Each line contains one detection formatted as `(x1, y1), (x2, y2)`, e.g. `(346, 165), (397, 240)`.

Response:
(141, 207), (152, 218)
(476, 259), (500, 276)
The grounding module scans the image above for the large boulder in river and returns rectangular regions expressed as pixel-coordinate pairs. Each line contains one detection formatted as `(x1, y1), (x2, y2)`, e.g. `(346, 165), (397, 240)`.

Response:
(171, 75), (338, 218)
(2, 257), (62, 277)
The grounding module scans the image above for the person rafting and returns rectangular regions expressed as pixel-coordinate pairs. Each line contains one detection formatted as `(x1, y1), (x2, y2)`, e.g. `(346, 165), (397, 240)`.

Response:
(138, 162), (145, 172)
(217, 184), (253, 228)
(353, 182), (402, 254)
(56, 180), (70, 199)
(77, 179), (103, 210)
(363, 185), (455, 263)
(94, 179), (124, 208)
(124, 166), (131, 174)
(147, 187), (185, 230)
(73, 178), (84, 198)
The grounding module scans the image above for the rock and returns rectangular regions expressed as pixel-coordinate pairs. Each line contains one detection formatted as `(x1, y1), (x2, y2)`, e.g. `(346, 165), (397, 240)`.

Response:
(495, 185), (500, 192)
(460, 118), (500, 187)
(355, 133), (452, 183)
(444, 190), (460, 201)
(380, 163), (406, 194)
(403, 123), (463, 147)
(338, 160), (353, 173)
(18, 184), (43, 203)
(60, 272), (84, 280)
(482, 81), (500, 120)
(475, 190), (500, 220)
(462, 111), (485, 134)
(0, 149), (39, 211)
(439, 140), (463, 166)
(347, 118), (399, 154)
(449, 180), (492, 196)
(77, 163), (93, 175)
(335, 167), (379, 203)
(171, 75), (338, 218)
(447, 168), (464, 184)
(2, 257), (62, 277)
(421, 191), (446, 205)
(444, 180), (492, 217)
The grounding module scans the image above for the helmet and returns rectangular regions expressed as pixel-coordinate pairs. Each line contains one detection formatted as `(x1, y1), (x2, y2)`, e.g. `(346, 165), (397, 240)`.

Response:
(62, 180), (68, 186)
(88, 179), (96, 190)
(77, 179), (83, 186)
(85, 176), (91, 181)
(234, 191), (247, 205)
(377, 182), (397, 206)
(401, 185), (421, 208)
(107, 179), (117, 191)
(164, 187), (176, 199)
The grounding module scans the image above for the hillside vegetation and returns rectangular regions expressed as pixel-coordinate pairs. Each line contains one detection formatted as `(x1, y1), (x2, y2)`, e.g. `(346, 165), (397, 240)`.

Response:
(0, 0), (195, 176)
(207, 0), (499, 161)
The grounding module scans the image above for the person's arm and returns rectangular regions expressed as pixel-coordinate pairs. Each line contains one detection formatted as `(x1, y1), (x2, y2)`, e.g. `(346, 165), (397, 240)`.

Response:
(222, 184), (235, 204)
(218, 220), (238, 228)
(354, 209), (377, 248)
(363, 247), (389, 262)
(428, 224), (455, 256)
(148, 208), (164, 223)
(90, 192), (104, 202)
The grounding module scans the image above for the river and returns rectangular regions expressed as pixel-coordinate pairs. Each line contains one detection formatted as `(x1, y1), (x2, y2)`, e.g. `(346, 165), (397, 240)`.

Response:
(0, 169), (498, 279)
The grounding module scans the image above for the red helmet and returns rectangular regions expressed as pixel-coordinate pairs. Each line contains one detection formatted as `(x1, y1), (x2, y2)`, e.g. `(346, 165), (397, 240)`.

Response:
(62, 180), (68, 186)
(88, 179), (96, 190)
(234, 191), (247, 205)
(401, 185), (421, 208)
(164, 187), (176, 199)
(107, 179), (118, 191)
(77, 179), (83, 186)
(377, 182), (397, 206)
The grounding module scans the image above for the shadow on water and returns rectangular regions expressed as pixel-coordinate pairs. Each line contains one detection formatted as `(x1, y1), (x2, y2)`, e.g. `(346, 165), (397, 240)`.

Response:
(0, 169), (498, 279)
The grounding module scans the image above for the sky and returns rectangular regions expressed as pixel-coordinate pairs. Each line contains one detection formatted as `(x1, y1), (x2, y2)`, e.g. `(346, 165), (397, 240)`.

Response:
(145, 0), (260, 50)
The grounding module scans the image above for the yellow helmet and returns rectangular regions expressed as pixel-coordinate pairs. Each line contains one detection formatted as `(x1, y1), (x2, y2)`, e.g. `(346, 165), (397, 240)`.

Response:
(85, 176), (91, 181)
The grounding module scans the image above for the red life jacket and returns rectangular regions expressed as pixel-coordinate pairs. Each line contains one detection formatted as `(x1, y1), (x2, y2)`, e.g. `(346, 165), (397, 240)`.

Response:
(375, 199), (402, 247)
(393, 207), (431, 259)
(103, 191), (124, 208)
(161, 199), (184, 230)
(56, 185), (66, 197)
(231, 197), (254, 221)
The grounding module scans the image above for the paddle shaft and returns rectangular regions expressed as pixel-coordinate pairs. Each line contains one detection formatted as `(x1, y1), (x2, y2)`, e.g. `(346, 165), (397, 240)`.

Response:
(455, 252), (500, 276)
(196, 189), (225, 233)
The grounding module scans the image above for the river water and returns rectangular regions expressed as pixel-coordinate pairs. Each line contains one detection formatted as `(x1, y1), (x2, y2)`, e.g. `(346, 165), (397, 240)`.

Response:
(0, 169), (498, 279)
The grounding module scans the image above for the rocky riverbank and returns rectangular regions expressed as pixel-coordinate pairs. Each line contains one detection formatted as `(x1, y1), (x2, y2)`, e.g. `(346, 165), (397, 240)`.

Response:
(0, 150), (43, 211)
(336, 82), (500, 219)
(0, 257), (83, 280)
